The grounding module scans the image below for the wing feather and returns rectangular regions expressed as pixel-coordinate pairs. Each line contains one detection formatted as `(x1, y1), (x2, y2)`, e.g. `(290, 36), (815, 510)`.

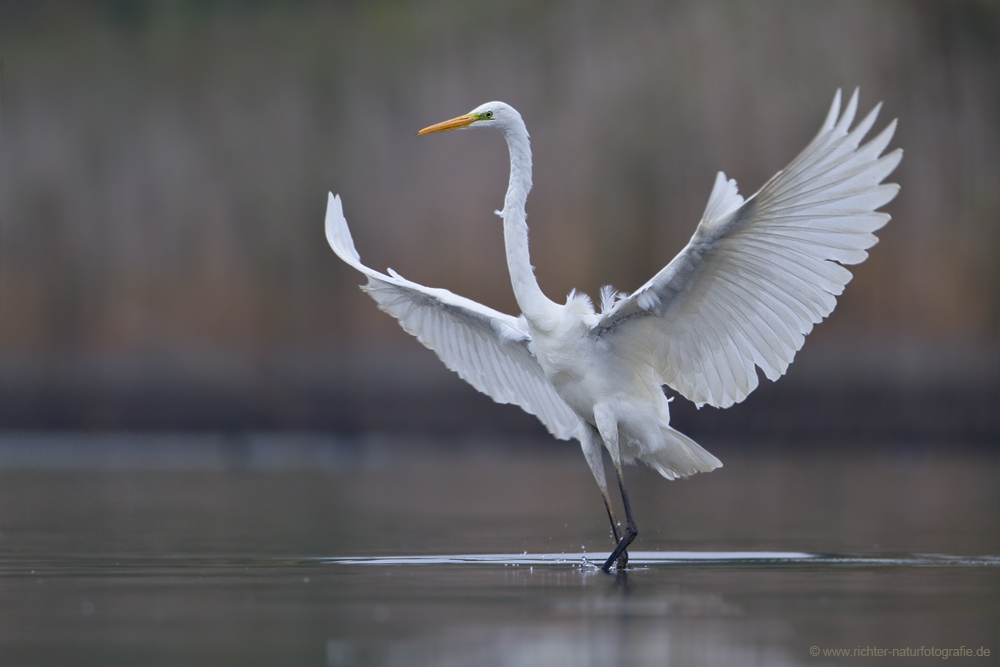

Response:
(326, 193), (580, 439)
(596, 89), (902, 408)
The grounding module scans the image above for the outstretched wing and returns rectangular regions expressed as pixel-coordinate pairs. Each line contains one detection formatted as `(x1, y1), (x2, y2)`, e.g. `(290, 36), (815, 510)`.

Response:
(596, 89), (902, 408)
(326, 193), (581, 439)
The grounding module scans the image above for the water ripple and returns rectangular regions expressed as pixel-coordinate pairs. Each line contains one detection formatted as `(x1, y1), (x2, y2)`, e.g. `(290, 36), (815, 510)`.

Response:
(321, 551), (1000, 568)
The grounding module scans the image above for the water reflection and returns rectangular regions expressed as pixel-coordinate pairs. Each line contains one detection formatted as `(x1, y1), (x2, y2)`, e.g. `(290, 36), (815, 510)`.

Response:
(326, 621), (797, 667)
(0, 433), (997, 665)
(318, 551), (998, 667)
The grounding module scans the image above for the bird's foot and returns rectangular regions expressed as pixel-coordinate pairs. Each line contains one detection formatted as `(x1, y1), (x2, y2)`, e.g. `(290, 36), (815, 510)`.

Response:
(601, 523), (637, 573)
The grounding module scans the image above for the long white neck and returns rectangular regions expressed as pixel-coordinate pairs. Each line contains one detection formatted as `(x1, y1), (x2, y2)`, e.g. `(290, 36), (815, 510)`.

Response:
(500, 121), (558, 324)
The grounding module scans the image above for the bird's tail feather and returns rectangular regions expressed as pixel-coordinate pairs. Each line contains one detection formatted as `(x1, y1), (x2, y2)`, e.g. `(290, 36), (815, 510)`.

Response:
(643, 427), (722, 480)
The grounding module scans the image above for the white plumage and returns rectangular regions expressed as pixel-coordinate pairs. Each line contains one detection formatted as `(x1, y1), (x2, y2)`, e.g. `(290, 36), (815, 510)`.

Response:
(325, 89), (901, 571)
(326, 194), (580, 441)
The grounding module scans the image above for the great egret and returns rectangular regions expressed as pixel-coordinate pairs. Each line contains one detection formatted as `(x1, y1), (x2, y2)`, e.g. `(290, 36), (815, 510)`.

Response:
(326, 90), (901, 572)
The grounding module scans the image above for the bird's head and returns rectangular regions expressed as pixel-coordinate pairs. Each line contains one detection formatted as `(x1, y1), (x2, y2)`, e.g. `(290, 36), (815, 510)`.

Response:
(417, 101), (521, 136)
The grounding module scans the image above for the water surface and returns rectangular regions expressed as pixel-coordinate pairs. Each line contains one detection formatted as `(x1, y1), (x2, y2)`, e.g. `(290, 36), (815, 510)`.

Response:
(0, 433), (996, 665)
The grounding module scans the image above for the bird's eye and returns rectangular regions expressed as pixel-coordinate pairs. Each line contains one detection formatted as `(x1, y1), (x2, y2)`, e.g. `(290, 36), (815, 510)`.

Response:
(485, 111), (494, 118)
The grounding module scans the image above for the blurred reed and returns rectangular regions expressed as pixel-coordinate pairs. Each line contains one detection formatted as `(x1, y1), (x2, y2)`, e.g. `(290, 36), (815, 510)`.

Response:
(0, 0), (996, 429)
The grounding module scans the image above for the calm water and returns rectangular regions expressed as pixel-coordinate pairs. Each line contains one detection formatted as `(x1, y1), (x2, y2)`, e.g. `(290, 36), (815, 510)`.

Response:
(0, 433), (997, 665)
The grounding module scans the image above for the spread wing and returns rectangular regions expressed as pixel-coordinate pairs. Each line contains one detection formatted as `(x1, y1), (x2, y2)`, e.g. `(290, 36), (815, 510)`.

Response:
(326, 193), (581, 439)
(595, 89), (903, 408)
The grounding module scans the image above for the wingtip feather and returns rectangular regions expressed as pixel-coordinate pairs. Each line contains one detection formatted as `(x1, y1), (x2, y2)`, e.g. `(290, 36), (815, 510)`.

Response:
(834, 88), (860, 136)
(822, 89), (842, 132)
(325, 192), (362, 266)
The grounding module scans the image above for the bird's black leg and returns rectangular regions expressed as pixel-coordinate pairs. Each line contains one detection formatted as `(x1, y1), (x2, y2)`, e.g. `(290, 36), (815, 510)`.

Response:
(599, 489), (627, 569)
(602, 492), (622, 544)
(602, 467), (637, 572)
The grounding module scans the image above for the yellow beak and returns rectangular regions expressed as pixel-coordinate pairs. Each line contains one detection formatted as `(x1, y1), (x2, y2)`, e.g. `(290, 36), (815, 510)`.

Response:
(417, 113), (477, 135)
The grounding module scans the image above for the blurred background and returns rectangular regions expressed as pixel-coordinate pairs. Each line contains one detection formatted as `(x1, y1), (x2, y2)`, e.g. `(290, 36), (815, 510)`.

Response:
(0, 0), (997, 439)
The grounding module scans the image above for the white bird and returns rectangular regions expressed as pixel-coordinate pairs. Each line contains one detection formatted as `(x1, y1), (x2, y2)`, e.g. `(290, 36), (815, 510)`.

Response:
(325, 90), (901, 571)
